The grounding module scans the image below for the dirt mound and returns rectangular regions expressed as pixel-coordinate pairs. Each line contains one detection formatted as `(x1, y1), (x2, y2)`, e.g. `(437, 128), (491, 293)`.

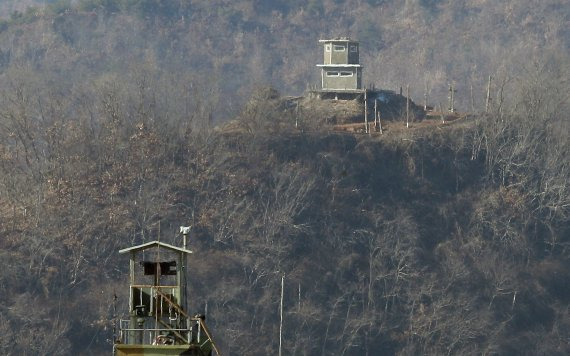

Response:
(218, 87), (427, 133)
(217, 87), (293, 134)
(370, 90), (425, 121)
(298, 96), (363, 124)
(293, 90), (425, 125)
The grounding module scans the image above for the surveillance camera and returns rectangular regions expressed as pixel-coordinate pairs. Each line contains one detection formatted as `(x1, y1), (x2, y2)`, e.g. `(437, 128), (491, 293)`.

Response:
(179, 226), (191, 235)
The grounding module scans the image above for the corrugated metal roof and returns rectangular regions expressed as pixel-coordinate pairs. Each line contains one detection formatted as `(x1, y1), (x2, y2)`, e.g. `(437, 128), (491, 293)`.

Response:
(119, 240), (193, 255)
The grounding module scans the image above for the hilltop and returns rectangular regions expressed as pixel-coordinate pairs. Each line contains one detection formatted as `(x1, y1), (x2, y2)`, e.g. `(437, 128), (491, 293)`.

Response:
(0, 0), (567, 119)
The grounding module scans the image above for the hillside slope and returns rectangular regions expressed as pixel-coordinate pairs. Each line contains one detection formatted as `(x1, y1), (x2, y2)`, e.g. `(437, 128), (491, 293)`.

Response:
(0, 78), (568, 354)
(0, 1), (568, 355)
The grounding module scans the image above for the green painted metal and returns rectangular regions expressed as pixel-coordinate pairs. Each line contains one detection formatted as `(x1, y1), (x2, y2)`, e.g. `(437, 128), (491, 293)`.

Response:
(114, 239), (220, 355)
(318, 38), (362, 91)
(115, 344), (209, 356)
(322, 66), (362, 91)
(321, 38), (359, 65)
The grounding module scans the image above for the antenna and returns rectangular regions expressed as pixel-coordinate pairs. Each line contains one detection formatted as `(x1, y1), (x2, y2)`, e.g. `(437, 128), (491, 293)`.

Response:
(179, 226), (191, 250)
(179, 226), (191, 321)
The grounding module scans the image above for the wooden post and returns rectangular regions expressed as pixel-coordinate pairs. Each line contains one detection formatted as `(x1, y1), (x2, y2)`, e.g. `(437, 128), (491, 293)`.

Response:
(406, 84), (410, 128)
(485, 75), (492, 113)
(378, 111), (383, 135)
(298, 283), (301, 312)
(470, 82), (475, 113)
(295, 101), (299, 128)
(374, 99), (378, 132)
(448, 84), (455, 113)
(364, 91), (368, 134)
(424, 78), (428, 111)
(451, 83), (455, 113)
(438, 102), (445, 124)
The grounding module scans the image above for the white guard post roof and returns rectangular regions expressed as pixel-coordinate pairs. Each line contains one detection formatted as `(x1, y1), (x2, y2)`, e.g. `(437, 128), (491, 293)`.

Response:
(319, 37), (355, 43)
(316, 64), (362, 67)
(119, 240), (193, 255)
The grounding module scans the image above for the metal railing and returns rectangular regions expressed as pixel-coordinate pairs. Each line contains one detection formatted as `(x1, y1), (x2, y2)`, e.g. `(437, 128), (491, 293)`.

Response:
(119, 319), (194, 345)
(117, 285), (220, 355)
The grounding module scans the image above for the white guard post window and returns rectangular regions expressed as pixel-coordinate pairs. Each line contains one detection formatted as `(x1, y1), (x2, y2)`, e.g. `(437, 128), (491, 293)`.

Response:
(350, 45), (358, 52)
(339, 71), (353, 77)
(325, 44), (331, 52)
(326, 71), (340, 77)
(333, 45), (346, 51)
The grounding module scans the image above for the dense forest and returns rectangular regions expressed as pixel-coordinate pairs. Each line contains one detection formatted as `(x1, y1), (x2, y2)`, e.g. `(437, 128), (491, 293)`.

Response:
(0, 0), (568, 355)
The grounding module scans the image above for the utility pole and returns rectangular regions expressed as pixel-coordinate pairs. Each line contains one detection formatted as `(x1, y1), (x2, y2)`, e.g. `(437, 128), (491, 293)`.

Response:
(298, 283), (301, 312)
(448, 83), (456, 113)
(424, 78), (428, 111)
(295, 102), (299, 128)
(364, 91), (368, 134)
(279, 274), (284, 356)
(470, 82), (475, 113)
(485, 75), (492, 113)
(406, 84), (410, 128)
(374, 99), (378, 132)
